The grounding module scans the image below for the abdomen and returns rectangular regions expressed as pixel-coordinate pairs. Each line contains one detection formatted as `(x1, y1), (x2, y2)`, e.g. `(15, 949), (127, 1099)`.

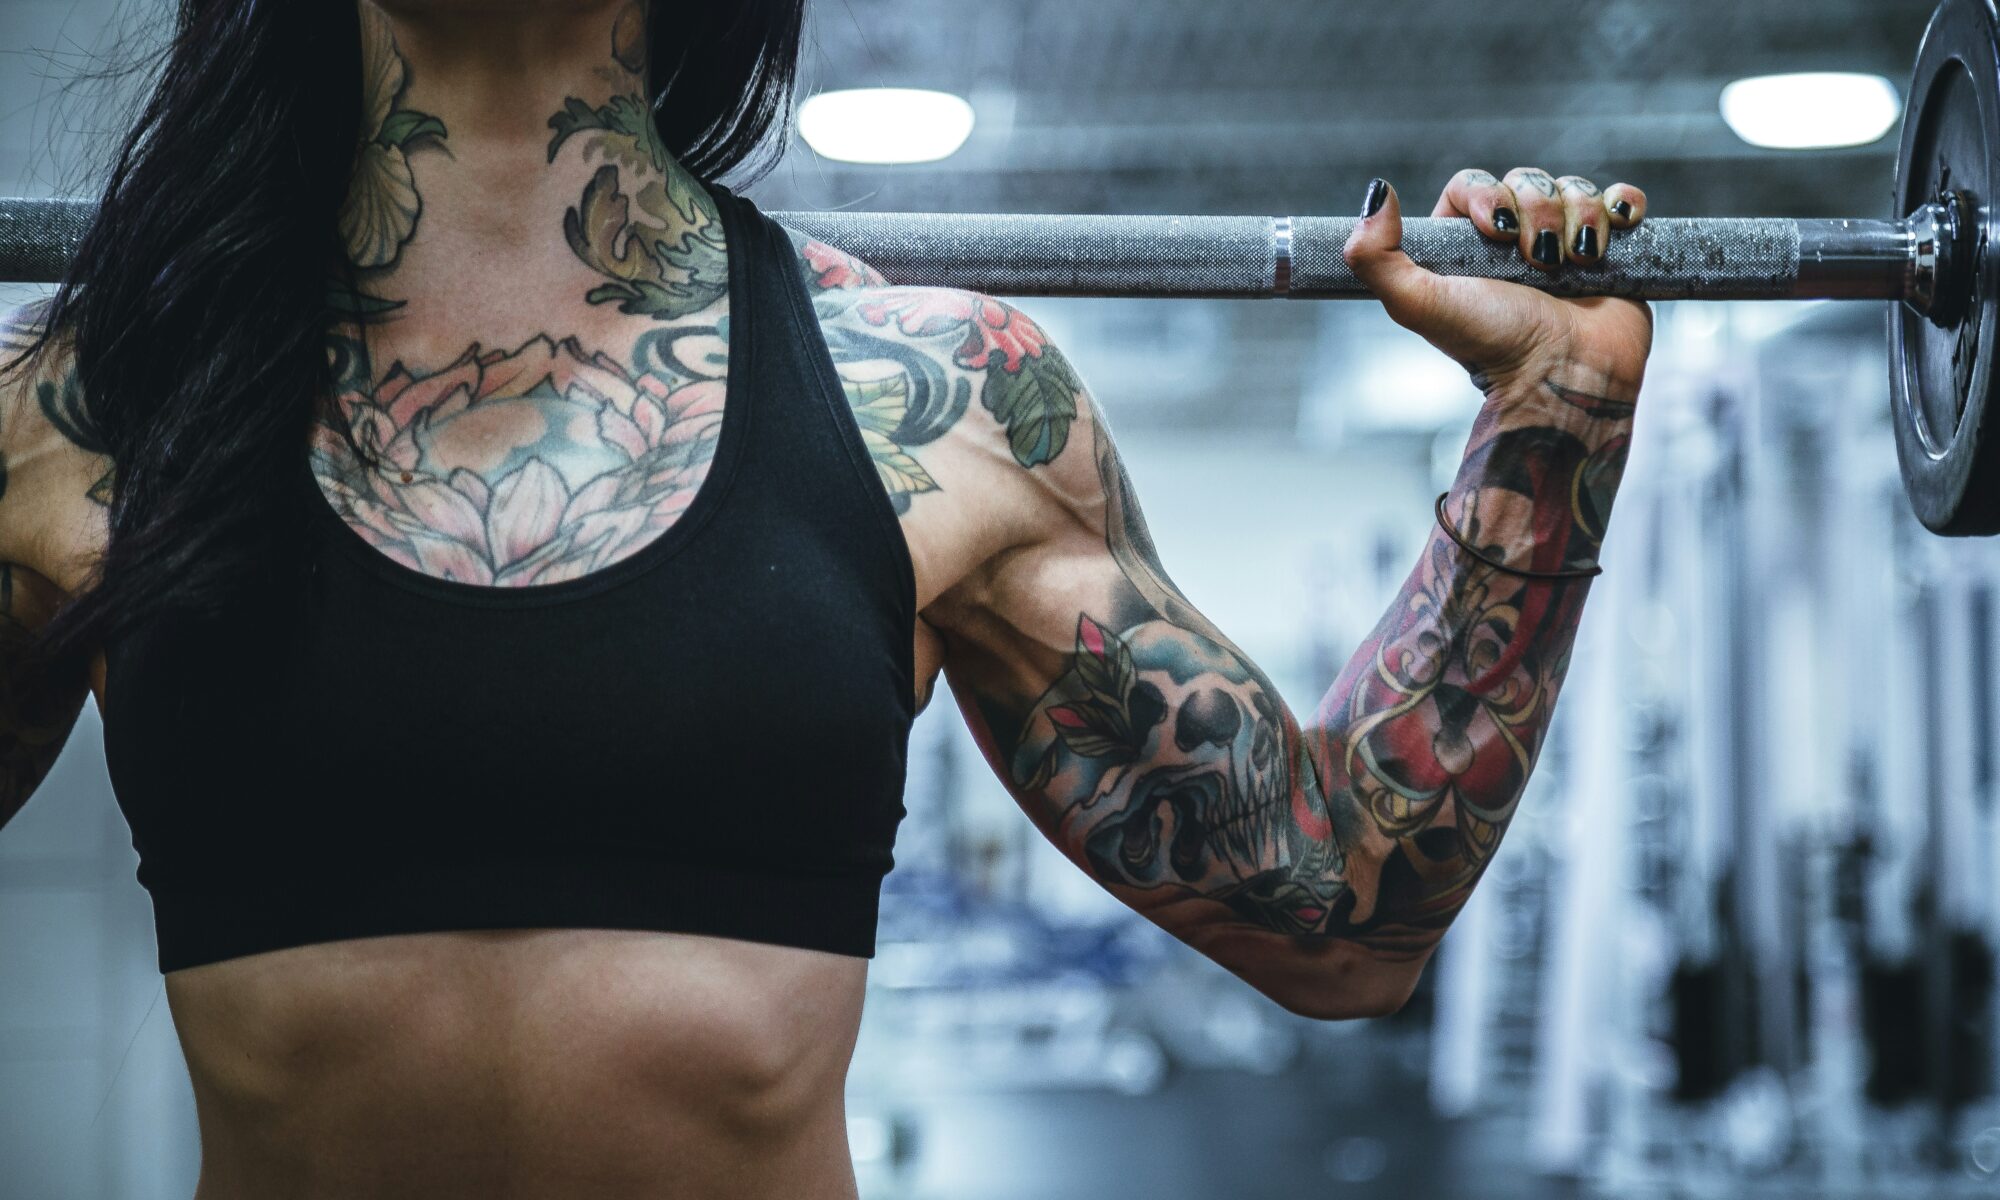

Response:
(165, 928), (867, 1200)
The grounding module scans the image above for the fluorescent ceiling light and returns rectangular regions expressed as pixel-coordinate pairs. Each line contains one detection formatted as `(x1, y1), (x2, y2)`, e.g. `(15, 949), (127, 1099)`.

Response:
(1719, 72), (1902, 150)
(798, 88), (976, 164)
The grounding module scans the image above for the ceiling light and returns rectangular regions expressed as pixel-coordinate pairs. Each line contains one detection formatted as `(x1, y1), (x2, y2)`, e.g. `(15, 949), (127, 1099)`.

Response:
(798, 88), (976, 165)
(1719, 72), (1902, 150)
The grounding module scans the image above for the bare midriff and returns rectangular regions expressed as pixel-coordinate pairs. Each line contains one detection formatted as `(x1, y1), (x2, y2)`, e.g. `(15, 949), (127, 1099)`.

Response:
(162, 930), (868, 1200)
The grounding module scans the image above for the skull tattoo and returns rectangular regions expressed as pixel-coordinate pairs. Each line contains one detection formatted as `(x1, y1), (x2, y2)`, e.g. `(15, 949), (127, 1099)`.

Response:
(1014, 616), (1348, 934)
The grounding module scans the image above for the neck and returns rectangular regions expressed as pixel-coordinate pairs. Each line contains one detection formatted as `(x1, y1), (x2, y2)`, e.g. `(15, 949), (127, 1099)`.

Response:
(366, 0), (650, 142)
(339, 0), (726, 332)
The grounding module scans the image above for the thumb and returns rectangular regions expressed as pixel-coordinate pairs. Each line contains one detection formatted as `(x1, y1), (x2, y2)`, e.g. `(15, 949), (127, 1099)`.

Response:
(1342, 178), (1440, 330)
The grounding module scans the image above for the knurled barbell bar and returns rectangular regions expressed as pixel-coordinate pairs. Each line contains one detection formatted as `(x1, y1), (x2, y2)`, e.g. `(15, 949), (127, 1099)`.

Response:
(1, 0), (1996, 534)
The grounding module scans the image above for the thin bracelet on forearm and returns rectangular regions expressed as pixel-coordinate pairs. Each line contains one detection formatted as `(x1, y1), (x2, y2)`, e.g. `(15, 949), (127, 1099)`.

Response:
(1433, 492), (1604, 581)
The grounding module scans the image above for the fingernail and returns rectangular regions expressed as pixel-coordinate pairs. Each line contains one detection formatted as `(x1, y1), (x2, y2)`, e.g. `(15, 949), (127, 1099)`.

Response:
(1362, 178), (1388, 218)
(1574, 225), (1600, 258)
(1493, 207), (1520, 233)
(1533, 230), (1560, 266)
(1612, 199), (1633, 221)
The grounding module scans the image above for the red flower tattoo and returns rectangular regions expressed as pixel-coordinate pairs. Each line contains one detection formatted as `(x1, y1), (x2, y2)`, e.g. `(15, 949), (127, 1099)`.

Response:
(857, 289), (1051, 374)
(800, 239), (887, 291)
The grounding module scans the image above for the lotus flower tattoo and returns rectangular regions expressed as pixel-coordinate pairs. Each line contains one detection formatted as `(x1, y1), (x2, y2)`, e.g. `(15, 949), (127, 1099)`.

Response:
(311, 335), (724, 587)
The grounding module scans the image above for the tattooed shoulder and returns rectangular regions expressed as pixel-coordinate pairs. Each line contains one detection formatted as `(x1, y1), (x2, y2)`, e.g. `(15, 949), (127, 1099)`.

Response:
(787, 232), (888, 294)
(784, 230), (1091, 514)
(0, 305), (41, 519)
(0, 305), (113, 563)
(0, 300), (55, 377)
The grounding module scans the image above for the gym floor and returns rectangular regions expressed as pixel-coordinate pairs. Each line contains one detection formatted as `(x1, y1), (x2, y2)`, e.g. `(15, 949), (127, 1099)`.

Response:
(5, 2), (1999, 1198)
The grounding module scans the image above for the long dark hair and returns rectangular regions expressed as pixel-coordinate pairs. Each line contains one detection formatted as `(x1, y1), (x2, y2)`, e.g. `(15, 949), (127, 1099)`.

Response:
(14, 0), (804, 687)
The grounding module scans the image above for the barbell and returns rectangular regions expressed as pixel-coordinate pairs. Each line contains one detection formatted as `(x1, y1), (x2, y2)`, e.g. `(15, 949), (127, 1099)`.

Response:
(0, 0), (1995, 534)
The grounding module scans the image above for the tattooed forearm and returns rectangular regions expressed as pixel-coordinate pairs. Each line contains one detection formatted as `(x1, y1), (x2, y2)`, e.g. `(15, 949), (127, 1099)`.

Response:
(1287, 382), (1629, 953)
(0, 563), (89, 832)
(972, 375), (1631, 963)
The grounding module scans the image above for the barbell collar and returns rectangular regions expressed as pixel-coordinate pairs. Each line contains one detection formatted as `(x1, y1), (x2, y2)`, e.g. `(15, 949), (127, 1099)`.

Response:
(1902, 192), (1980, 327)
(0, 195), (1931, 307)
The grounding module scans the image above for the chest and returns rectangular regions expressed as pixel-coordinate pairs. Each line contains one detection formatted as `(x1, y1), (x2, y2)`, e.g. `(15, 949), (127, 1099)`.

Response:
(311, 332), (733, 590)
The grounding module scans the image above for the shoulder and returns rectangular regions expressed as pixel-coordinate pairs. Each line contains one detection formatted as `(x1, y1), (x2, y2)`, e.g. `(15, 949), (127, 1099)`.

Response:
(0, 302), (109, 582)
(0, 298), (56, 380)
(778, 228), (1107, 515)
(782, 229), (892, 293)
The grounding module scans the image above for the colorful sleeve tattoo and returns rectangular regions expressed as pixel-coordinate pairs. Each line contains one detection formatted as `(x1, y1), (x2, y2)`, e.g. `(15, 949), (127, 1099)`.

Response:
(791, 245), (1634, 977)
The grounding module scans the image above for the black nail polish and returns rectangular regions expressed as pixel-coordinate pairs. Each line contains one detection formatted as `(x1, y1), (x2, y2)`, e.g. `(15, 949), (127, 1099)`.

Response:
(1362, 178), (1388, 218)
(1493, 207), (1520, 234)
(1612, 199), (1633, 221)
(1574, 225), (1600, 258)
(1533, 230), (1560, 266)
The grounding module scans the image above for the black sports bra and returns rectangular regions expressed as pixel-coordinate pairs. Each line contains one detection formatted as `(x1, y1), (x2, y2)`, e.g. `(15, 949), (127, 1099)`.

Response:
(101, 186), (918, 973)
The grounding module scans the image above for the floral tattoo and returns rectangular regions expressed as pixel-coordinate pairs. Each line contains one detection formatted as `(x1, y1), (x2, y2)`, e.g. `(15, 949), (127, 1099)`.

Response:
(313, 334), (725, 586)
(791, 235), (1083, 510)
(546, 5), (729, 321)
(335, 4), (448, 317)
(968, 376), (1633, 958)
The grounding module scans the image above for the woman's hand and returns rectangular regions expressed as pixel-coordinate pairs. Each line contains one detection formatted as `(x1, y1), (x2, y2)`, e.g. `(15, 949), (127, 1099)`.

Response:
(1342, 169), (1654, 400)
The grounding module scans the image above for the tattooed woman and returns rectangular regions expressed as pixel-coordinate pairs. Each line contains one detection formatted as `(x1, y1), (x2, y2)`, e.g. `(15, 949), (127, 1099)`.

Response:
(0, 0), (1651, 1195)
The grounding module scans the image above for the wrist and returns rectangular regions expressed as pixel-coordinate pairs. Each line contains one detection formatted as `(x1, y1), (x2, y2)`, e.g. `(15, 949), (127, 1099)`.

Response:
(1434, 491), (1604, 581)
(1471, 306), (1644, 426)
(1477, 355), (1642, 439)
(1446, 381), (1634, 576)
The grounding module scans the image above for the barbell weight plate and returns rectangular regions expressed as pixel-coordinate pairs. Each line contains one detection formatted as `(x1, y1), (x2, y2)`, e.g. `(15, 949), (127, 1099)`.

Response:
(1893, 0), (2000, 535)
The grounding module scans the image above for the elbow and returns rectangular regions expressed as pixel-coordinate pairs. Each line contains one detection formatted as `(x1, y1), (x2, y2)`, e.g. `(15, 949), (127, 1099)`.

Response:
(1246, 953), (1427, 1022)
(1200, 927), (1431, 1022)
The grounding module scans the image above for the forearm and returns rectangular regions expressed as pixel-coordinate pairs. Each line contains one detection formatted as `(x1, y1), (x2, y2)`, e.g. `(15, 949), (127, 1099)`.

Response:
(1291, 364), (1635, 959)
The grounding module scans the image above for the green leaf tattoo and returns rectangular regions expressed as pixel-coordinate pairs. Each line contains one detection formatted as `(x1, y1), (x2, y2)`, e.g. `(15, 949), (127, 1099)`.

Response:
(847, 290), (1081, 472)
(35, 371), (112, 506)
(843, 374), (939, 504)
(1046, 617), (1162, 763)
(983, 350), (1082, 468)
(549, 96), (729, 321)
(326, 280), (407, 323)
(547, 95), (670, 171)
(376, 110), (447, 151)
(342, 4), (445, 273)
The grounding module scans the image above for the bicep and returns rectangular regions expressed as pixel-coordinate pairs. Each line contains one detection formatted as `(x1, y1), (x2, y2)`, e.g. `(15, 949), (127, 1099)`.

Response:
(934, 396), (1335, 932)
(934, 398), (1421, 1017)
